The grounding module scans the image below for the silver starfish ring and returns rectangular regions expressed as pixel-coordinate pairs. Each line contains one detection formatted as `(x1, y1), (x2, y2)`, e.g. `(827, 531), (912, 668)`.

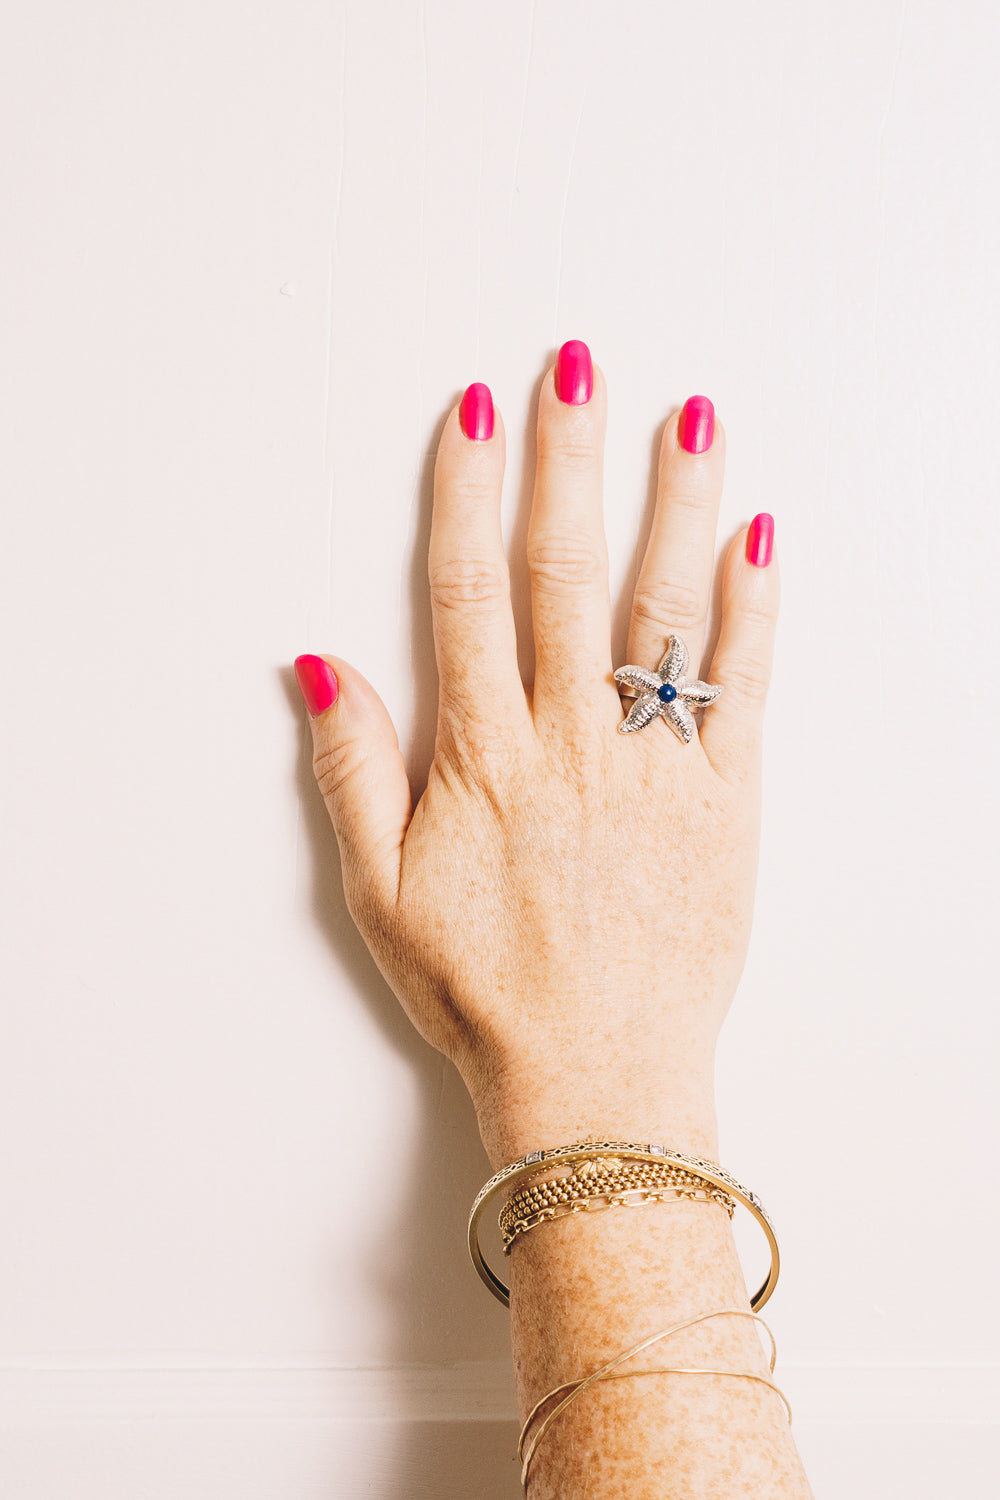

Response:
(613, 635), (722, 742)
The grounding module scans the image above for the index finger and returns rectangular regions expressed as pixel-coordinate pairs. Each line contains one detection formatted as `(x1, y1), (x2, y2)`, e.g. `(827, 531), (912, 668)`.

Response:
(428, 385), (531, 749)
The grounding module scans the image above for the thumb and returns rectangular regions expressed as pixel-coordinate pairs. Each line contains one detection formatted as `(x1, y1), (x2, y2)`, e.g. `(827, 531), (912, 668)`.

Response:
(293, 654), (412, 908)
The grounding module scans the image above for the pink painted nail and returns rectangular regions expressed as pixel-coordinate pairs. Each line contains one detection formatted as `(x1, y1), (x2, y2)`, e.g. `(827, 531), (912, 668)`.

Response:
(678, 395), (715, 454)
(555, 340), (593, 405)
(459, 382), (494, 441)
(746, 513), (775, 568)
(294, 655), (339, 716)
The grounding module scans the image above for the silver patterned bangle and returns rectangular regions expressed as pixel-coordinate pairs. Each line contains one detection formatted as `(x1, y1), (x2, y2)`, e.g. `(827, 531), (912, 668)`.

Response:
(468, 1138), (780, 1311)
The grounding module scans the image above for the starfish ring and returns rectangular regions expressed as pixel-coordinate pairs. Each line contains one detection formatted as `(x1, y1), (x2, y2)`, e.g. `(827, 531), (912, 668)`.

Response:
(613, 635), (722, 742)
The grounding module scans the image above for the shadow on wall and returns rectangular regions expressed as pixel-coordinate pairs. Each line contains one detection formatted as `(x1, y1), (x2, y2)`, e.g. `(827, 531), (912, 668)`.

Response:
(367, 1422), (524, 1499)
(288, 392), (523, 1497)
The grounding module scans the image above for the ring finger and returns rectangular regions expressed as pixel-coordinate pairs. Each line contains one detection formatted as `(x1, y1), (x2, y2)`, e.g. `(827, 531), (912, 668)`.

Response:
(626, 395), (726, 681)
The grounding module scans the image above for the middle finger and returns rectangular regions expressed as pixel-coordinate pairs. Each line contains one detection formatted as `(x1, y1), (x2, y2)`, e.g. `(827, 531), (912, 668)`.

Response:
(528, 341), (618, 730)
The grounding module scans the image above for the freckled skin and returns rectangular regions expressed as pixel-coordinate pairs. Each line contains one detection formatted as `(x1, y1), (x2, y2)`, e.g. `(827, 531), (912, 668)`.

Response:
(511, 1206), (808, 1498)
(303, 364), (811, 1495)
(385, 734), (755, 1128)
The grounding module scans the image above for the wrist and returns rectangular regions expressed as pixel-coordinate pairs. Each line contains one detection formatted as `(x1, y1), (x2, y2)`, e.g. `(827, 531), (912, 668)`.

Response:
(471, 1071), (720, 1172)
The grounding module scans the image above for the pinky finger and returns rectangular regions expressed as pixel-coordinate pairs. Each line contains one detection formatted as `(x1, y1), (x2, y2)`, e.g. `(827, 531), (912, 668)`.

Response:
(699, 514), (779, 784)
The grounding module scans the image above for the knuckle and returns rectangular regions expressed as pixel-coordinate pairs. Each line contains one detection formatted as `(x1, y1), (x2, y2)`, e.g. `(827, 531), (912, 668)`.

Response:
(721, 655), (771, 702)
(428, 556), (509, 612)
(550, 735), (613, 798)
(527, 532), (606, 593)
(739, 599), (780, 632)
(342, 868), (398, 954)
(439, 472), (496, 509)
(437, 698), (507, 758)
(313, 737), (366, 805)
(435, 726), (523, 818)
(631, 578), (704, 634)
(539, 435), (601, 472)
(658, 482), (714, 513)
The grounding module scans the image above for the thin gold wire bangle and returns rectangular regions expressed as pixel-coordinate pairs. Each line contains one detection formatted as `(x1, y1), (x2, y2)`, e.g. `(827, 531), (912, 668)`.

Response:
(520, 1367), (792, 1490)
(519, 1307), (776, 1456)
(469, 1141), (780, 1311)
(518, 1308), (786, 1487)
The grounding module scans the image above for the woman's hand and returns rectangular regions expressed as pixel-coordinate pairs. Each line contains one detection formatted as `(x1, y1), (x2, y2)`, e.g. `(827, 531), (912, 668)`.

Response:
(295, 343), (777, 1170)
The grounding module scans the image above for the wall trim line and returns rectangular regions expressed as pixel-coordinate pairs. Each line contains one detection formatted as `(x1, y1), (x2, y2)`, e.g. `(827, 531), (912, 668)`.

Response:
(1, 1361), (998, 1425)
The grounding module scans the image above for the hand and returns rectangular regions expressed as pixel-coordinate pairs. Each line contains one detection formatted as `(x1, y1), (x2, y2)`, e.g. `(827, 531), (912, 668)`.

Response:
(294, 344), (778, 1170)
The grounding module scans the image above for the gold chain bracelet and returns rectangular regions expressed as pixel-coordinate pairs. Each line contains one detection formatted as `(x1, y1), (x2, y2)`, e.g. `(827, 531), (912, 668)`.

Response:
(468, 1139), (780, 1310)
(500, 1155), (735, 1250)
(502, 1186), (732, 1252)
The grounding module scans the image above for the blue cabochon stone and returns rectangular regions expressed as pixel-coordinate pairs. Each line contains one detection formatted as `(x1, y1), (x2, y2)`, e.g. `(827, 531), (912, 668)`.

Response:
(657, 682), (677, 703)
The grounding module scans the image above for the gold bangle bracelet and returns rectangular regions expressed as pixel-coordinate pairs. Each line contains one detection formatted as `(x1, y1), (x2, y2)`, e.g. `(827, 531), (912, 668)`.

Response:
(499, 1157), (736, 1245)
(468, 1139), (780, 1311)
(518, 1308), (789, 1488)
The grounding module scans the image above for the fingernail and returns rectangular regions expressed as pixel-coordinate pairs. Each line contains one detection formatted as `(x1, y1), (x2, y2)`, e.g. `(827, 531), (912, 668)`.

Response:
(294, 655), (339, 716)
(678, 395), (715, 454)
(555, 340), (593, 405)
(459, 382), (494, 441)
(746, 513), (775, 568)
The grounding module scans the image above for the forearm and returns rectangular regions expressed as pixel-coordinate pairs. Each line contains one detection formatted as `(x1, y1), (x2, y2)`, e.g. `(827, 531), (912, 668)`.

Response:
(503, 1100), (814, 1499)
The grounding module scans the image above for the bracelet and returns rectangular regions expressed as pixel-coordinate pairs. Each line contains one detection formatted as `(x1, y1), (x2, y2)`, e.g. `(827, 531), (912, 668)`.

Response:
(503, 1186), (732, 1252)
(518, 1307), (792, 1490)
(468, 1139), (780, 1310)
(499, 1155), (736, 1250)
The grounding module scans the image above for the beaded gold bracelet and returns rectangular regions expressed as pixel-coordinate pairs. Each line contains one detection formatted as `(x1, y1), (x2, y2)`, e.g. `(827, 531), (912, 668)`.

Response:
(499, 1155), (736, 1251)
(468, 1139), (780, 1310)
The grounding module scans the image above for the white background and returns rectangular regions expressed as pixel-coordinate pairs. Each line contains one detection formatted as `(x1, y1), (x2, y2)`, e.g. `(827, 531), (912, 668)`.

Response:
(2, 1), (998, 1495)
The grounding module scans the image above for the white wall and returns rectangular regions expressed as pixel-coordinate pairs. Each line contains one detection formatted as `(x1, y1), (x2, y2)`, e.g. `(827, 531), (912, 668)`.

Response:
(1, 2), (997, 1494)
